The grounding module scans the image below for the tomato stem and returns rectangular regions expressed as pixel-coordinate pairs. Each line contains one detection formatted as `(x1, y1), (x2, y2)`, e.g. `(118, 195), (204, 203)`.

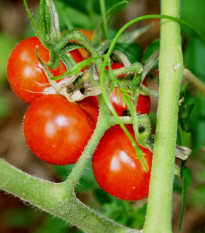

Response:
(55, 30), (102, 72)
(99, 0), (110, 40)
(143, 0), (183, 232)
(67, 95), (111, 187)
(183, 69), (205, 96)
(0, 158), (138, 233)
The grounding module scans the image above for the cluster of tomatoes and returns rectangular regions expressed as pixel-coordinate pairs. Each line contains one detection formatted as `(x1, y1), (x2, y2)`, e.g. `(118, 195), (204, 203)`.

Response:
(7, 32), (153, 201)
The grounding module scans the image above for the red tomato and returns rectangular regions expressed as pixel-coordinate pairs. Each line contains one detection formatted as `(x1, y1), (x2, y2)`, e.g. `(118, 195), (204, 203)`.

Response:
(78, 96), (99, 125)
(92, 125), (153, 201)
(106, 63), (150, 115)
(7, 37), (83, 104)
(110, 83), (150, 116)
(23, 94), (96, 165)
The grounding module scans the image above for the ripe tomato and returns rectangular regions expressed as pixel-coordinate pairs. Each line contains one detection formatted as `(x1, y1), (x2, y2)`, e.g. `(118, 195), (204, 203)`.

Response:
(24, 94), (97, 165)
(7, 37), (83, 104)
(78, 96), (99, 125)
(92, 125), (153, 201)
(106, 63), (151, 115)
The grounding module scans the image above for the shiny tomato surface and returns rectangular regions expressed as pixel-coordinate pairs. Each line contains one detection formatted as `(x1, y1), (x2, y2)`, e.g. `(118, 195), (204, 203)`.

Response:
(24, 94), (96, 165)
(7, 37), (83, 103)
(92, 125), (153, 201)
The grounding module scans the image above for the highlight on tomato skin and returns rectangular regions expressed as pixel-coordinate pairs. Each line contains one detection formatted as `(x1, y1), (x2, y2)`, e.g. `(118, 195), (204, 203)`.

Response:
(23, 94), (96, 165)
(92, 125), (153, 201)
(7, 36), (83, 104)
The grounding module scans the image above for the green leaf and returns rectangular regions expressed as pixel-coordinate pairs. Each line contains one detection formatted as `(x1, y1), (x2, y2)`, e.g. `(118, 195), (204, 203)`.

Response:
(173, 176), (182, 193)
(106, 1), (128, 22)
(118, 24), (152, 43)
(143, 39), (160, 65)
(178, 166), (192, 231)
(39, 0), (61, 47)
(177, 124), (191, 148)
(23, 0), (43, 44)
(54, 0), (131, 15)
(56, 1), (100, 30)
(55, 0), (90, 14)
(39, 0), (51, 40)
(97, 197), (147, 229)
(114, 42), (142, 63)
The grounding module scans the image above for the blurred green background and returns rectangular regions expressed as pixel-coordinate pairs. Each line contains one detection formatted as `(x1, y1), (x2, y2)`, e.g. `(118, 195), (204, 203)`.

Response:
(0, 0), (205, 232)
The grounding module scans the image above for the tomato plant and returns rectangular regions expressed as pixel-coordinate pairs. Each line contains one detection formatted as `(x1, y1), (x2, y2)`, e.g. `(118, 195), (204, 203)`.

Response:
(23, 94), (97, 165)
(92, 125), (153, 201)
(110, 85), (150, 116)
(107, 63), (151, 115)
(7, 36), (83, 104)
(78, 29), (94, 59)
(1, 0), (195, 232)
(106, 62), (125, 77)
(78, 96), (99, 125)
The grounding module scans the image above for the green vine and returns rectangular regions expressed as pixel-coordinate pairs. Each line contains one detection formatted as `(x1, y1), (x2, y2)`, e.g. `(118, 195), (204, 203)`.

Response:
(144, 0), (183, 232)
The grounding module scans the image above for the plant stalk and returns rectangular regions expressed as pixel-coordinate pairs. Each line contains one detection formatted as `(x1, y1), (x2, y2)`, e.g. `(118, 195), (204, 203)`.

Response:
(0, 158), (137, 233)
(143, 0), (183, 232)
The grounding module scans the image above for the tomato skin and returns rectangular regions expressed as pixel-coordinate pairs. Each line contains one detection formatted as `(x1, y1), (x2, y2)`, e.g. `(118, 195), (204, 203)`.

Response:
(23, 94), (95, 165)
(92, 125), (153, 201)
(78, 96), (99, 126)
(136, 87), (151, 114)
(7, 37), (83, 104)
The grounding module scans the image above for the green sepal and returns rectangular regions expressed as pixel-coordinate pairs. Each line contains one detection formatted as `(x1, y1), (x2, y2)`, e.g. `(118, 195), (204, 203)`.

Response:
(41, 0), (61, 46)
(23, 0), (44, 46)
(39, 0), (51, 44)
(47, 50), (61, 69)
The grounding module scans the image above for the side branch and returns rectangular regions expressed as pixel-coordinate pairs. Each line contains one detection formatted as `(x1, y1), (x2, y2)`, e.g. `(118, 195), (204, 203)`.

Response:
(0, 158), (138, 233)
(183, 68), (205, 96)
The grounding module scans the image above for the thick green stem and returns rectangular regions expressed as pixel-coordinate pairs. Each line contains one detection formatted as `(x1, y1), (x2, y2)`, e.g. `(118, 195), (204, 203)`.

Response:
(144, 0), (183, 233)
(67, 96), (111, 187)
(0, 93), (141, 232)
(0, 159), (137, 233)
